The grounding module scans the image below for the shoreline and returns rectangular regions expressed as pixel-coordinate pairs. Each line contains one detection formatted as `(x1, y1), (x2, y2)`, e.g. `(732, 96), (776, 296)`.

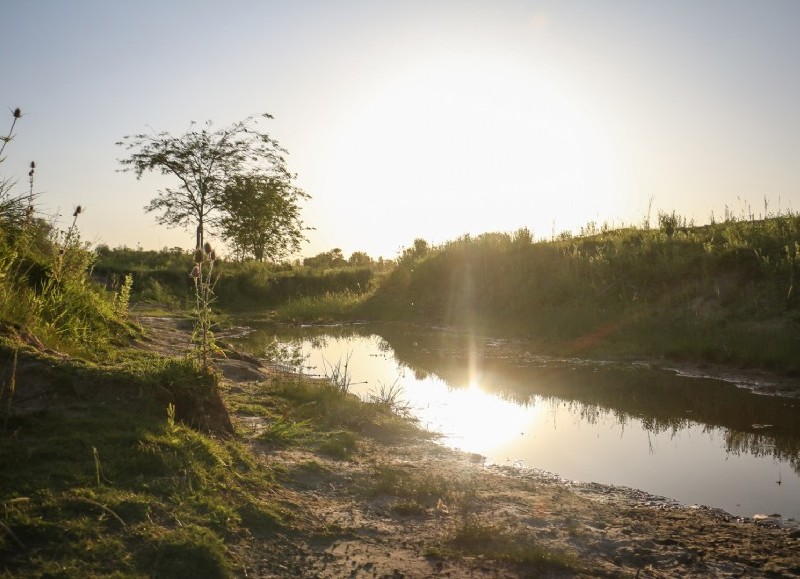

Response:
(130, 314), (800, 575)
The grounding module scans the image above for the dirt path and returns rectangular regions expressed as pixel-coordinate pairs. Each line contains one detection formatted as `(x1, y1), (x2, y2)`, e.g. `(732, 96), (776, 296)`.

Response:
(138, 315), (800, 577)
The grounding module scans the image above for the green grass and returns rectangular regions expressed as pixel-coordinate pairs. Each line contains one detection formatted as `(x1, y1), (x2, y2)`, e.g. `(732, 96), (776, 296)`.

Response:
(258, 416), (312, 443)
(440, 516), (580, 573)
(367, 465), (477, 514)
(0, 362), (283, 577)
(91, 213), (800, 372)
(273, 290), (366, 322)
(354, 215), (800, 372)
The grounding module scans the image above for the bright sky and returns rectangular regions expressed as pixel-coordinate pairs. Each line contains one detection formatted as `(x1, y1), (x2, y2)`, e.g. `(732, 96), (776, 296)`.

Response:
(3, 1), (799, 259)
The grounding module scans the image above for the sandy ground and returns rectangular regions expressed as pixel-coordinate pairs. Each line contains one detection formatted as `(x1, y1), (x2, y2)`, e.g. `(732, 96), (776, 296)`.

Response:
(137, 315), (800, 578)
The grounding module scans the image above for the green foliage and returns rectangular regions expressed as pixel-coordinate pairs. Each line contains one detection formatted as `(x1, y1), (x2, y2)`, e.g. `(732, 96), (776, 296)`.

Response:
(303, 247), (347, 268)
(259, 416), (312, 443)
(141, 524), (232, 578)
(0, 354), (278, 577)
(218, 175), (308, 261)
(368, 379), (411, 416)
(0, 108), (133, 358)
(448, 516), (579, 572)
(348, 250), (373, 266)
(0, 110), (31, 232)
(369, 465), (475, 508)
(94, 246), (378, 310)
(361, 215), (800, 371)
(261, 375), (421, 439)
(113, 272), (134, 317)
(117, 114), (296, 249)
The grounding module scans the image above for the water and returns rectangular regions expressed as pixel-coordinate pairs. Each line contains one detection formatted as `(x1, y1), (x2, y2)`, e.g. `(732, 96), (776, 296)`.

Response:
(230, 321), (800, 521)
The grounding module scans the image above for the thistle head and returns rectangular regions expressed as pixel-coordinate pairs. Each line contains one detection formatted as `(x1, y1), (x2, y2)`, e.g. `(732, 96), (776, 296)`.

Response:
(13, 108), (21, 119)
(30, 161), (35, 169)
(202, 242), (216, 261)
(190, 265), (201, 279)
(193, 248), (204, 263)
(73, 205), (82, 217)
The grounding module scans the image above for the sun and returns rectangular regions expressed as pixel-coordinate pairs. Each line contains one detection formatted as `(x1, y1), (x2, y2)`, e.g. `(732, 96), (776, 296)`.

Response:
(324, 50), (633, 247)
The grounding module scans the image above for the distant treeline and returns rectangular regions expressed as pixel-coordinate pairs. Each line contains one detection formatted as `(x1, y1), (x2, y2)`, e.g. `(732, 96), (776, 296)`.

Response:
(94, 212), (800, 371)
(93, 245), (388, 309)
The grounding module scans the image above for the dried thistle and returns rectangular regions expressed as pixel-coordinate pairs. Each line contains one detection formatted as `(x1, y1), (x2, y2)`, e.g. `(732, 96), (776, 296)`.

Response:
(13, 108), (21, 119)
(190, 265), (201, 278)
(193, 248), (204, 263)
(73, 205), (82, 218)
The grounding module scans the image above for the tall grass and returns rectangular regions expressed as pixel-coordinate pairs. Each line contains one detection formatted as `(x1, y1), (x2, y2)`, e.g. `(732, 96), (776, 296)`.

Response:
(94, 247), (378, 310)
(0, 107), (134, 357)
(361, 215), (800, 370)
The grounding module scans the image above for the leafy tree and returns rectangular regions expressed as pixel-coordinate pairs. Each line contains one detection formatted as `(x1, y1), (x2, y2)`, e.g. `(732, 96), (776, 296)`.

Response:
(348, 251), (373, 267)
(303, 248), (347, 269)
(218, 175), (308, 261)
(117, 114), (291, 249)
(400, 238), (430, 263)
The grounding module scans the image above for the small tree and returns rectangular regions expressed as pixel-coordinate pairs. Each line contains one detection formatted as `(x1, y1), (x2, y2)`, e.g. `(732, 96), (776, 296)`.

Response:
(218, 175), (308, 261)
(348, 251), (373, 267)
(303, 248), (347, 269)
(117, 114), (291, 249)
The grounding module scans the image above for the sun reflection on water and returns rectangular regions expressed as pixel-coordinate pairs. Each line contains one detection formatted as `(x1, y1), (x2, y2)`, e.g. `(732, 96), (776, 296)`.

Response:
(409, 376), (542, 458)
(231, 326), (800, 520)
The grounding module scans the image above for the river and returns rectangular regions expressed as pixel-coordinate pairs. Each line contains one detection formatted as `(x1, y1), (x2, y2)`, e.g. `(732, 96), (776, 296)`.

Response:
(229, 321), (800, 521)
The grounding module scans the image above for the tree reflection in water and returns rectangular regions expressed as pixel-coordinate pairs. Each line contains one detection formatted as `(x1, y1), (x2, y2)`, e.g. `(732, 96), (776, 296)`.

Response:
(232, 321), (800, 476)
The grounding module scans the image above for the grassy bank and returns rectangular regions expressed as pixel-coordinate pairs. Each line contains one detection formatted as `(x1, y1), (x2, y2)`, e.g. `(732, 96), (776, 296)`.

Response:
(2, 322), (590, 577)
(0, 338), (419, 577)
(359, 215), (800, 372)
(94, 214), (800, 372)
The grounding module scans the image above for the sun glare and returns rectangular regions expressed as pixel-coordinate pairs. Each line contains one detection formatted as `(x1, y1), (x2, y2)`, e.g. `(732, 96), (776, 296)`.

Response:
(414, 376), (542, 457)
(326, 50), (632, 244)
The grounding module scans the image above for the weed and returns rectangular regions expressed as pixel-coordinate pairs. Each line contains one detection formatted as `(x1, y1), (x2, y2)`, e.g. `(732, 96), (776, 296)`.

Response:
(113, 272), (134, 317)
(316, 430), (357, 459)
(369, 465), (476, 511)
(166, 402), (177, 433)
(191, 243), (220, 369)
(321, 352), (355, 394)
(368, 379), (411, 416)
(449, 515), (580, 572)
(259, 416), (311, 443)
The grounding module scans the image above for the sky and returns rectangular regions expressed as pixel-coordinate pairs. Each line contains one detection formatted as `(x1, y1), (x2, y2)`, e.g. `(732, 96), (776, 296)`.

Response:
(2, 0), (799, 259)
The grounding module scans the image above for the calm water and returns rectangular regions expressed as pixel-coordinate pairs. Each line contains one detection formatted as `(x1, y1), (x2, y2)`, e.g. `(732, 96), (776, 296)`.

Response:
(230, 321), (800, 521)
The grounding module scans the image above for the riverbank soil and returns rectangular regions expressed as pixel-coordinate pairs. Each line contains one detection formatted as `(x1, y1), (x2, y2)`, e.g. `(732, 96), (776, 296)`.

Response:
(241, 441), (800, 578)
(135, 316), (800, 578)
